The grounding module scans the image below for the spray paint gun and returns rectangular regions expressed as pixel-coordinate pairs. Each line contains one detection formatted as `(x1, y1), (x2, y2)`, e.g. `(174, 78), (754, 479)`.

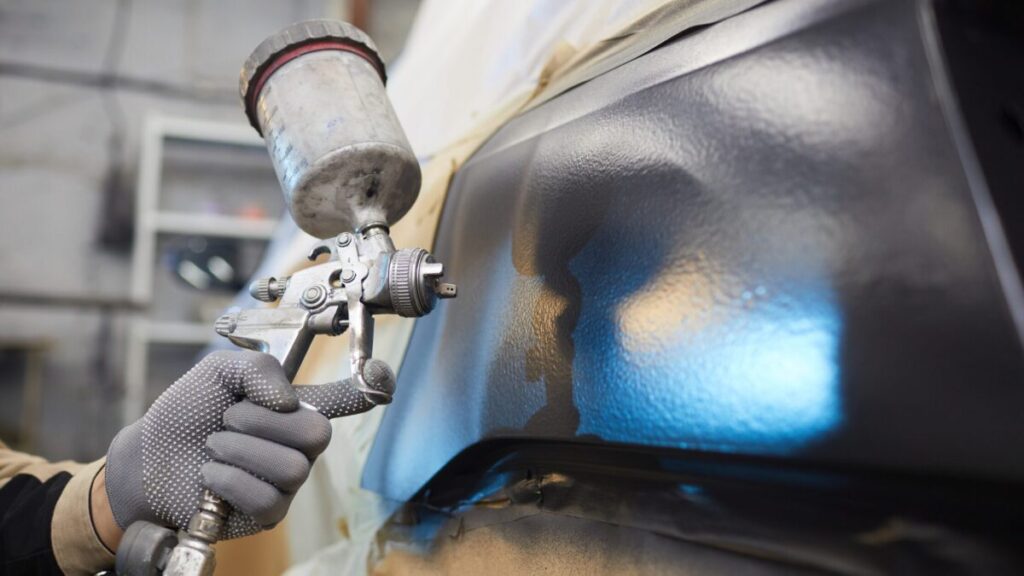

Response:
(114, 20), (454, 576)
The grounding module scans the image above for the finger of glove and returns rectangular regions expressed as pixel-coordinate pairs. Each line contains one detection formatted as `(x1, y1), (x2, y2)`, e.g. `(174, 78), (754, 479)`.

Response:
(205, 350), (298, 412)
(206, 431), (311, 493)
(223, 401), (332, 459)
(295, 359), (395, 419)
(295, 380), (376, 419)
(201, 461), (292, 528)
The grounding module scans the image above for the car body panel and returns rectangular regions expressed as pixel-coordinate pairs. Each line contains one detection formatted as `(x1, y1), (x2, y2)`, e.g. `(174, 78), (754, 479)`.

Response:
(364, 0), (1024, 503)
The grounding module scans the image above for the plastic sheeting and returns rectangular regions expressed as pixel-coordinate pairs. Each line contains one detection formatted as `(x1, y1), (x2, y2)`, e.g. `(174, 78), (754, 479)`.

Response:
(257, 0), (765, 572)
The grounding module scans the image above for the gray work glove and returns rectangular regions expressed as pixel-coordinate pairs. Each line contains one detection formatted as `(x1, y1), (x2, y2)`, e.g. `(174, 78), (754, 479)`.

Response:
(105, 350), (395, 539)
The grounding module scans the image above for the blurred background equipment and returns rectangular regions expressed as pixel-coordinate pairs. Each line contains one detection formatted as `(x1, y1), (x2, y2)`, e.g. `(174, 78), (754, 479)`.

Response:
(123, 115), (279, 423)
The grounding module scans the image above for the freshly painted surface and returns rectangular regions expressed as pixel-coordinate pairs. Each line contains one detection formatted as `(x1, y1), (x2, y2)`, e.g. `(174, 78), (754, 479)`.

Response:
(365, 0), (1024, 501)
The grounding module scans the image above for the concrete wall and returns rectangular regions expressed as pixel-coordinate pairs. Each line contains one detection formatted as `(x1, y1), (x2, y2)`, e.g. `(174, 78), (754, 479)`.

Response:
(0, 0), (419, 460)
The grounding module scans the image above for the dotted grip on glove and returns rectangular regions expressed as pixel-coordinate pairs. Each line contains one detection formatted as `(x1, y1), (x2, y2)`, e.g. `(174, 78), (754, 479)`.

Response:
(105, 351), (395, 539)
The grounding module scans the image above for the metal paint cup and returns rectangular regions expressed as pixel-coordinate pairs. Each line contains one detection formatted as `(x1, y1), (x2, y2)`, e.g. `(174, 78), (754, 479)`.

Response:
(241, 20), (421, 238)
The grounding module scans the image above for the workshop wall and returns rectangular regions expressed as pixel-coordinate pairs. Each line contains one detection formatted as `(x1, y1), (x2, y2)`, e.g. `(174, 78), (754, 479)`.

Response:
(0, 0), (419, 461)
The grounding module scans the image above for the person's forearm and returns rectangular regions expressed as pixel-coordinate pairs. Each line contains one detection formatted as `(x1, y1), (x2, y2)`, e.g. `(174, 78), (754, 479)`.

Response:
(90, 467), (124, 552)
(0, 469), (73, 574)
(1, 444), (112, 575)
(52, 459), (117, 574)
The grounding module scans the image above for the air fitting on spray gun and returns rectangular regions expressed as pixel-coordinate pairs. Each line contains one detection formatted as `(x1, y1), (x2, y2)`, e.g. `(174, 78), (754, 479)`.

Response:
(115, 19), (455, 576)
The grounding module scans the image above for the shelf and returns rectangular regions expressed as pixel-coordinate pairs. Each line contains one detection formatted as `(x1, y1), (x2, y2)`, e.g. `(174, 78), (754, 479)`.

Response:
(143, 321), (218, 345)
(157, 116), (264, 148)
(127, 113), (277, 423)
(153, 212), (278, 239)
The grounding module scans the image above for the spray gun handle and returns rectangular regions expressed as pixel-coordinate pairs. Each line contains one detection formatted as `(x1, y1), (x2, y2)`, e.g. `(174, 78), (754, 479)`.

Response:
(114, 490), (226, 576)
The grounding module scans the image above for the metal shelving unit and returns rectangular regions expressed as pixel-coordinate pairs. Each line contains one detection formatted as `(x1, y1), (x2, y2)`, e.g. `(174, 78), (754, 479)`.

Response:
(153, 212), (278, 239)
(125, 115), (274, 423)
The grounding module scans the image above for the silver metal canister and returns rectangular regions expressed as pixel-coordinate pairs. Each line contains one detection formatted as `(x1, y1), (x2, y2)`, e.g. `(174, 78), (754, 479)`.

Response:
(240, 20), (421, 238)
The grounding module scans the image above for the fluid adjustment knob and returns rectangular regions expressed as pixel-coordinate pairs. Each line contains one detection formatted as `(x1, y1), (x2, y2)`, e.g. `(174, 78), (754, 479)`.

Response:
(388, 248), (457, 318)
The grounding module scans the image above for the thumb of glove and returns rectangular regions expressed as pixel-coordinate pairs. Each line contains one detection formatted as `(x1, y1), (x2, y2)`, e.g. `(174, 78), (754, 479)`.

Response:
(294, 359), (396, 418)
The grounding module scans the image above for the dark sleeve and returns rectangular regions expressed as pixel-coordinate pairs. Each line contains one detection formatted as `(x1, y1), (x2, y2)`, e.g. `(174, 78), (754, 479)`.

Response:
(0, 473), (71, 576)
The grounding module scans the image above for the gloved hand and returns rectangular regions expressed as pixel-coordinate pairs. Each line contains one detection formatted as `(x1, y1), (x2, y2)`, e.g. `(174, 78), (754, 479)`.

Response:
(104, 350), (395, 539)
